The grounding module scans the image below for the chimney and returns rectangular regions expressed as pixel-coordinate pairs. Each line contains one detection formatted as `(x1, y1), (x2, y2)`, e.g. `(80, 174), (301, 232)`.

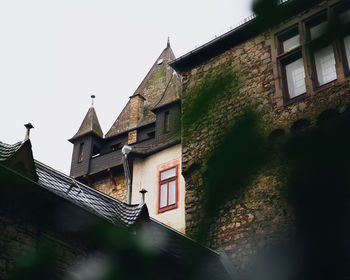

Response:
(139, 188), (147, 204)
(24, 123), (34, 141)
(129, 94), (145, 127)
(128, 94), (145, 144)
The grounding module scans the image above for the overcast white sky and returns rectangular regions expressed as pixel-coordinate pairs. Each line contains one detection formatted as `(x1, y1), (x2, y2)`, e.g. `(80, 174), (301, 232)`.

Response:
(0, 0), (253, 174)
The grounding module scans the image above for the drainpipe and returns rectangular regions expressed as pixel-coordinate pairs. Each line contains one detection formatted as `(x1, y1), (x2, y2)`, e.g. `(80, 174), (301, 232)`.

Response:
(122, 145), (132, 204)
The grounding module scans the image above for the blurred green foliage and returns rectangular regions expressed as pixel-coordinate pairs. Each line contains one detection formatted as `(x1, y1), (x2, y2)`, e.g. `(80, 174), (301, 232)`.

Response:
(182, 70), (239, 137)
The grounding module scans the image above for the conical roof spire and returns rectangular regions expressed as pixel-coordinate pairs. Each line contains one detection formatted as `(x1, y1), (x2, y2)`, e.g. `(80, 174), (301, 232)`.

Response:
(70, 96), (103, 141)
(105, 42), (176, 137)
(167, 36), (170, 48)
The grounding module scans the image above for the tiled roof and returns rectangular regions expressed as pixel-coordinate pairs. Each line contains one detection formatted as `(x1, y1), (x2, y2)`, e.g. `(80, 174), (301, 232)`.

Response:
(35, 161), (147, 226)
(71, 107), (103, 141)
(105, 43), (180, 137)
(0, 141), (23, 161)
(0, 141), (148, 227)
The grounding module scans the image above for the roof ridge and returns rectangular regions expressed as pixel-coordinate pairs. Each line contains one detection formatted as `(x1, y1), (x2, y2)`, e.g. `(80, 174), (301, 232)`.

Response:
(35, 159), (142, 207)
(105, 44), (177, 137)
(132, 45), (175, 96)
(153, 72), (174, 109)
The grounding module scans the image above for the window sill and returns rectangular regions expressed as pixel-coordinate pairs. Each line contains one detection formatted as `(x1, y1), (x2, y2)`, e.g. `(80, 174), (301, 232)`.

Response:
(283, 92), (308, 107)
(282, 77), (347, 107)
(313, 78), (338, 94)
(158, 204), (177, 214)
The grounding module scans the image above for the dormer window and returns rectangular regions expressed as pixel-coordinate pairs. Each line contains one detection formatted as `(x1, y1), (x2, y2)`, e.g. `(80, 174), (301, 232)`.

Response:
(78, 143), (84, 163)
(164, 111), (170, 133)
(91, 145), (100, 158)
(111, 143), (122, 152)
(147, 131), (156, 139)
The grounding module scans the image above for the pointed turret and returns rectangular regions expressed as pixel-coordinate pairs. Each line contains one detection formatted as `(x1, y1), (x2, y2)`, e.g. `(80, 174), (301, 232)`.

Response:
(69, 96), (103, 178)
(105, 39), (177, 138)
(70, 96), (103, 141)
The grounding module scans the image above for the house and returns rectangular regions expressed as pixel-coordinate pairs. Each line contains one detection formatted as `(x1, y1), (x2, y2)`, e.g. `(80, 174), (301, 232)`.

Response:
(170, 0), (350, 274)
(0, 134), (232, 279)
(69, 40), (186, 233)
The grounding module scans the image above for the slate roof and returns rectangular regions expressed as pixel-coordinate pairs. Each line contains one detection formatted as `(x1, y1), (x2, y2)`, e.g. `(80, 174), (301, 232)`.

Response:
(1, 140), (233, 279)
(152, 72), (181, 110)
(70, 106), (103, 141)
(0, 141), (23, 161)
(0, 140), (148, 227)
(143, 219), (234, 280)
(105, 42), (180, 137)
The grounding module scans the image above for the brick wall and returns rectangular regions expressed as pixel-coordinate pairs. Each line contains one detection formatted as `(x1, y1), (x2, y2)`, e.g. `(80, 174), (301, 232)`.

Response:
(129, 95), (145, 128)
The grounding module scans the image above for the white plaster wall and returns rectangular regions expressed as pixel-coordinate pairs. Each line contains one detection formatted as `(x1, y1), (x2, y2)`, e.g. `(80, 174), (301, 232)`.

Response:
(131, 144), (185, 233)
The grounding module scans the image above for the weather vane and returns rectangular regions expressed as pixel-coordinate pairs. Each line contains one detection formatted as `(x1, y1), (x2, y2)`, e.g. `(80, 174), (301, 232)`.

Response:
(91, 95), (96, 107)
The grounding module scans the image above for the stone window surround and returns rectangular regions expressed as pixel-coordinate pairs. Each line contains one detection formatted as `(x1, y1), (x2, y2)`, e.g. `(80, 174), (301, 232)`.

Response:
(157, 163), (179, 214)
(271, 0), (350, 107)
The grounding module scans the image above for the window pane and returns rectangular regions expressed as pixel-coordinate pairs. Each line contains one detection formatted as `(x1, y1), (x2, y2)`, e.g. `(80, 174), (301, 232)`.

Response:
(283, 34), (300, 52)
(314, 45), (337, 86)
(168, 181), (176, 205)
(164, 111), (170, 133)
(339, 9), (350, 24)
(78, 143), (84, 162)
(344, 35), (350, 68)
(161, 167), (176, 180)
(160, 184), (168, 208)
(286, 58), (306, 98)
(310, 21), (328, 39)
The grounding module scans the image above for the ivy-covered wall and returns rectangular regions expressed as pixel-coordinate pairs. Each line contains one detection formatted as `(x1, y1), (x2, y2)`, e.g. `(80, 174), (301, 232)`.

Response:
(180, 25), (350, 271)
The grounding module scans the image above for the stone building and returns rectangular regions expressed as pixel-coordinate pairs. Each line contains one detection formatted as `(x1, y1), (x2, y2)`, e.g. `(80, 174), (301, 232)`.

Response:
(69, 40), (186, 233)
(0, 137), (232, 279)
(170, 0), (350, 273)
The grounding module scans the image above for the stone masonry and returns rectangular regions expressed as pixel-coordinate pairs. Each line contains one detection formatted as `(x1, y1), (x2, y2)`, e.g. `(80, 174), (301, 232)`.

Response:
(181, 22), (350, 271)
(92, 172), (127, 203)
(0, 211), (87, 278)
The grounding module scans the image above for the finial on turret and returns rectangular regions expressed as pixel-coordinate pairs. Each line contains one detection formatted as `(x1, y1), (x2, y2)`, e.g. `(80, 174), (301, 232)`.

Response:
(24, 123), (34, 141)
(91, 95), (95, 107)
(167, 36), (170, 48)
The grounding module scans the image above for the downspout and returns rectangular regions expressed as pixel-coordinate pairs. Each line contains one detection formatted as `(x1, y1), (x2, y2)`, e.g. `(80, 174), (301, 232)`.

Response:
(122, 145), (133, 204)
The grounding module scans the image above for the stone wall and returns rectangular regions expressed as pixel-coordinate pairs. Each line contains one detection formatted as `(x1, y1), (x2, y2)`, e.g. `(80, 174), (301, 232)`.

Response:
(0, 211), (87, 278)
(92, 171), (127, 203)
(181, 27), (350, 270)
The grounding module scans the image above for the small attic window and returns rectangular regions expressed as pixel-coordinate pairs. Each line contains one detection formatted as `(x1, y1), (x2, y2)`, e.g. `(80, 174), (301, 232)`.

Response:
(164, 111), (170, 133)
(147, 131), (155, 139)
(91, 145), (100, 158)
(78, 143), (84, 163)
(111, 143), (122, 152)
(157, 59), (163, 65)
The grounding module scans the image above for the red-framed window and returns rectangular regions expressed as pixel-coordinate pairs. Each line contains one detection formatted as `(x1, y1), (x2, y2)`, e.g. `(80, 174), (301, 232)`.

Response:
(158, 165), (178, 213)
